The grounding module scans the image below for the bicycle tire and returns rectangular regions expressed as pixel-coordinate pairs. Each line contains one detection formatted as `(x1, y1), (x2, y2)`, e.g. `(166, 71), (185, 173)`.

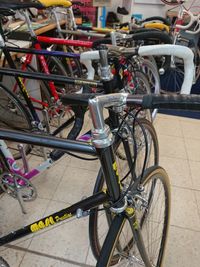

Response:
(138, 57), (160, 119)
(0, 150), (9, 196)
(125, 68), (152, 121)
(89, 119), (159, 261)
(0, 83), (33, 159)
(47, 46), (83, 93)
(6, 57), (53, 124)
(96, 166), (171, 267)
(24, 57), (74, 137)
(141, 16), (171, 26)
(131, 31), (173, 71)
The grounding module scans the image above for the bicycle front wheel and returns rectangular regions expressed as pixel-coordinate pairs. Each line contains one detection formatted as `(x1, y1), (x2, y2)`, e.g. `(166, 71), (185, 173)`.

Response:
(89, 119), (159, 260)
(97, 166), (171, 267)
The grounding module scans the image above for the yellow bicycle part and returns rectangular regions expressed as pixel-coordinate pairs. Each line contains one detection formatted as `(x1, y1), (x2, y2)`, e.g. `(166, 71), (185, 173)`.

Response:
(144, 22), (170, 33)
(38, 0), (72, 8)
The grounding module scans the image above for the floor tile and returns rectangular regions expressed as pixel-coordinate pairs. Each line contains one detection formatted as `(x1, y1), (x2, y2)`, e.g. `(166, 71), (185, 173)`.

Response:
(158, 134), (187, 159)
(165, 225), (200, 267)
(20, 217), (92, 267)
(0, 246), (27, 267)
(194, 190), (200, 217)
(184, 138), (200, 161)
(160, 156), (193, 189)
(66, 155), (100, 172)
(0, 194), (50, 236)
(170, 186), (200, 231)
(181, 120), (200, 140)
(189, 161), (200, 191)
(155, 116), (183, 137)
(32, 156), (69, 200)
(52, 166), (97, 204)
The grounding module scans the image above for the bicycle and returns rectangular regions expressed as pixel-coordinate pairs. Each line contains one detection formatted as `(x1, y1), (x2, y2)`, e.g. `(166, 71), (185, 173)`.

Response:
(0, 40), (198, 265)
(160, 0), (200, 93)
(0, 43), (159, 213)
(1, 90), (200, 267)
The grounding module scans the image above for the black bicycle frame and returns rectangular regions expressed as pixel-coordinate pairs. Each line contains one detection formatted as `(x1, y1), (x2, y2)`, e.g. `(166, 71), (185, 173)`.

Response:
(0, 126), (121, 246)
(0, 67), (103, 88)
(0, 189), (108, 246)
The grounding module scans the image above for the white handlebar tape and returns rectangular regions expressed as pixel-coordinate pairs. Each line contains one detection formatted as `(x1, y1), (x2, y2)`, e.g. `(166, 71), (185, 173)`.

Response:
(80, 51), (100, 80)
(138, 44), (194, 94)
(176, 10), (197, 30)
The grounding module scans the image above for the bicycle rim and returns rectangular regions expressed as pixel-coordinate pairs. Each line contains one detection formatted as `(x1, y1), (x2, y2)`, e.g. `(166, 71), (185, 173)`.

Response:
(0, 84), (33, 159)
(89, 119), (159, 260)
(97, 166), (171, 267)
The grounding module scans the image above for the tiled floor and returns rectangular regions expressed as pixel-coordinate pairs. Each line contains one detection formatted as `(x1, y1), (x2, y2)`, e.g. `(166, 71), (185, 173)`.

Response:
(0, 113), (200, 267)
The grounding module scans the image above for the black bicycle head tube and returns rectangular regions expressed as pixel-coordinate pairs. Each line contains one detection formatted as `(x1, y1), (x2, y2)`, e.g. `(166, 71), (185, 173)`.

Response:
(95, 146), (122, 204)
(0, 128), (96, 156)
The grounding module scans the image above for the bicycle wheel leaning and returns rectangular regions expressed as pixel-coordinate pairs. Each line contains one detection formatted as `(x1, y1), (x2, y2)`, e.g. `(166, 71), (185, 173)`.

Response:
(89, 118), (159, 261)
(97, 166), (171, 267)
(0, 83), (33, 159)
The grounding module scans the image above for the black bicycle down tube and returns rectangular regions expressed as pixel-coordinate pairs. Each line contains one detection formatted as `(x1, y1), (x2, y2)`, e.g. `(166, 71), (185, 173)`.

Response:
(0, 191), (108, 246)
(0, 67), (103, 88)
(2, 48), (40, 123)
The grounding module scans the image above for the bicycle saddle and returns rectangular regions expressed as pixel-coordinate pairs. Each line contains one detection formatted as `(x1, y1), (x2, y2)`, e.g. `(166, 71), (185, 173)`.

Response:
(0, 0), (45, 10)
(38, 0), (72, 8)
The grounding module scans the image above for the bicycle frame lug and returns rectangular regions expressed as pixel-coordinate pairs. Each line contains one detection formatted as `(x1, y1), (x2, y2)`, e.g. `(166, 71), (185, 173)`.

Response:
(17, 144), (29, 174)
(37, 122), (44, 131)
(159, 68), (165, 75)
(110, 196), (128, 214)
(99, 48), (113, 81)
(0, 34), (5, 47)
(76, 208), (89, 219)
(112, 105), (124, 114)
(92, 125), (114, 149)
(42, 109), (51, 134)
(20, 56), (26, 64)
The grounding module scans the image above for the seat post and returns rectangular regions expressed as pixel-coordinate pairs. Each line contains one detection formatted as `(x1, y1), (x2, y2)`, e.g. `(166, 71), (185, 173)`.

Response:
(22, 9), (36, 38)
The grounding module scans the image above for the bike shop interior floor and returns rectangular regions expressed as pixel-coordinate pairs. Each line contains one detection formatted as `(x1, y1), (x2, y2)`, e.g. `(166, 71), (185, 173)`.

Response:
(1, 113), (200, 267)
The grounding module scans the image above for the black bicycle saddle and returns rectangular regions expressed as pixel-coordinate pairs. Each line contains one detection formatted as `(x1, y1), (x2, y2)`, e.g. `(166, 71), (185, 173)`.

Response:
(0, 8), (15, 17)
(0, 0), (45, 10)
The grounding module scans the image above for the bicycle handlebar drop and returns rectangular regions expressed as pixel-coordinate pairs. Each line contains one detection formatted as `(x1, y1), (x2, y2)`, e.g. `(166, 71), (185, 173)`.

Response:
(176, 10), (199, 30)
(81, 44), (194, 94)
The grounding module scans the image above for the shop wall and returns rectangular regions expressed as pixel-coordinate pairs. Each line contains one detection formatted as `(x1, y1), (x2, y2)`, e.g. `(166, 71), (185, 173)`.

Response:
(107, 0), (196, 19)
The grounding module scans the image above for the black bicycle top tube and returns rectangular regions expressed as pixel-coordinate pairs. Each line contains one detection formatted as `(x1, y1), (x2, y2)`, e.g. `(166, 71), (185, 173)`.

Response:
(0, 67), (103, 88)
(0, 128), (96, 156)
(3, 46), (80, 59)
(0, 191), (108, 246)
